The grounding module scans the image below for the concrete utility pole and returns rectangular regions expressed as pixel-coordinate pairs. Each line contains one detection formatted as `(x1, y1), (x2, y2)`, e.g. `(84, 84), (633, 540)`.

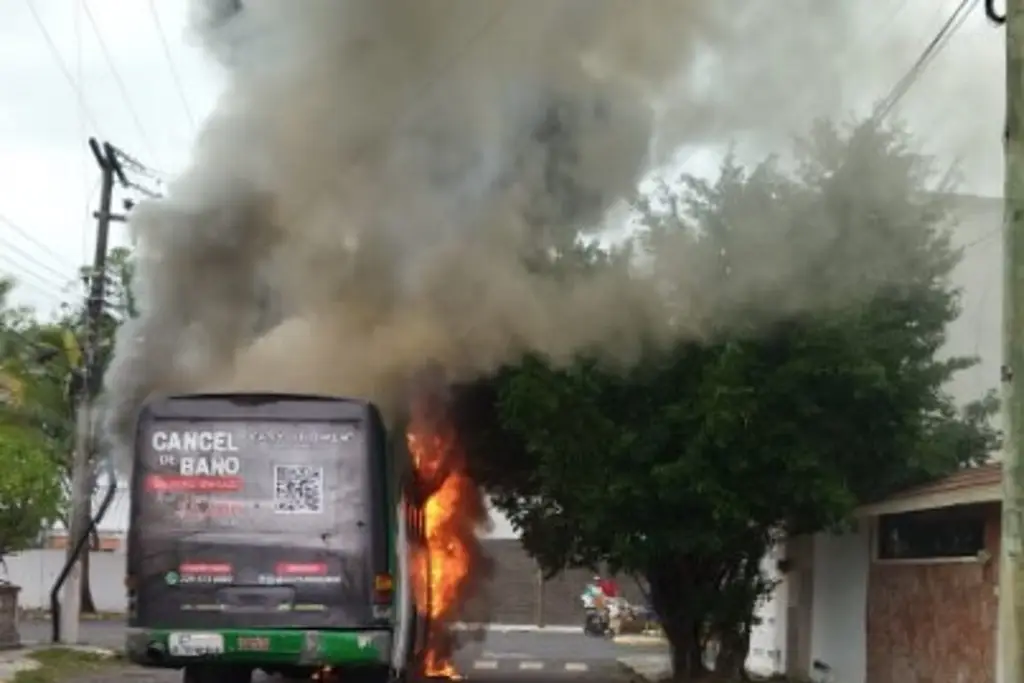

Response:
(1002, 2), (1024, 682)
(60, 139), (120, 644)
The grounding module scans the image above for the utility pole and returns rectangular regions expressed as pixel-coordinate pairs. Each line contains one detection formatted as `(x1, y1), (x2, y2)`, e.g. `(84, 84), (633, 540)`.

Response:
(59, 139), (122, 644)
(1001, 1), (1024, 682)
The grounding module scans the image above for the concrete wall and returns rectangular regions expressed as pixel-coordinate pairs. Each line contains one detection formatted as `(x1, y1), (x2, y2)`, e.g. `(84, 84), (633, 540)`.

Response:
(474, 539), (645, 626)
(0, 540), (633, 626)
(747, 548), (786, 676)
(1, 550), (127, 612)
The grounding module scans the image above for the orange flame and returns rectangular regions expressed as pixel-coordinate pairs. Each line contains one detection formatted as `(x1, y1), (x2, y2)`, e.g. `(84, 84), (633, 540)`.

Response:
(406, 397), (483, 679)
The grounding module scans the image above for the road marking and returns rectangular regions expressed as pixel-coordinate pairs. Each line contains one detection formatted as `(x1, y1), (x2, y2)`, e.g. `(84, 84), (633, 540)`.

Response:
(473, 660), (498, 670)
(518, 661), (544, 670)
(481, 650), (532, 659)
(564, 662), (588, 672)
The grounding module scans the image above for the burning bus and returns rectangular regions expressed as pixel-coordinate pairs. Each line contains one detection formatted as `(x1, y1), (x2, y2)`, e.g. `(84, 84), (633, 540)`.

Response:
(124, 392), (427, 683)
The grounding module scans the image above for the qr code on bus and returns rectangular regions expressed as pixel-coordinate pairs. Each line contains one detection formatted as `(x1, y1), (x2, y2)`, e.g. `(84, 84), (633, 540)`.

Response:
(273, 465), (324, 514)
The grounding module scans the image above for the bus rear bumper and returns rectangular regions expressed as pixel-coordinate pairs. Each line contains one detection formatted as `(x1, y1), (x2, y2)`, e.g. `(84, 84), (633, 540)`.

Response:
(126, 626), (393, 669)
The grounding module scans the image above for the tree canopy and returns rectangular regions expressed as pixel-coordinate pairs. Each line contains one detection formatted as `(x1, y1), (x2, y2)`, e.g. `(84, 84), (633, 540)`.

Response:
(458, 119), (999, 680)
(0, 425), (64, 563)
(0, 246), (135, 606)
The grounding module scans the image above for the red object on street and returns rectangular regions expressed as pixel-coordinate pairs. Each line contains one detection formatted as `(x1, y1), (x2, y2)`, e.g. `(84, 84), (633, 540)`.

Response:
(598, 578), (619, 597)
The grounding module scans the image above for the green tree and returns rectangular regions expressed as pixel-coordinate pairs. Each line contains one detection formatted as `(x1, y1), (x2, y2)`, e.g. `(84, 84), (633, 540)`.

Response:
(0, 425), (64, 565)
(0, 248), (136, 611)
(459, 119), (999, 680)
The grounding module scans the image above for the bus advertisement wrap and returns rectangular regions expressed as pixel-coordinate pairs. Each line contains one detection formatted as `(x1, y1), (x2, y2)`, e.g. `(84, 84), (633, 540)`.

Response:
(130, 418), (376, 630)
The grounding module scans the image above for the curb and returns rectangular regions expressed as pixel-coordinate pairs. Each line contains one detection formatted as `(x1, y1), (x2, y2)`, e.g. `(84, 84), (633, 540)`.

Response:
(614, 634), (667, 646)
(18, 610), (125, 622)
(451, 623), (582, 634)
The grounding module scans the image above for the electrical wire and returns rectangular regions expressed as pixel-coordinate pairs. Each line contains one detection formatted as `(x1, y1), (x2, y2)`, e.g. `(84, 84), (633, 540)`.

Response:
(875, 0), (980, 121)
(0, 242), (71, 302)
(146, 0), (196, 129)
(75, 2), (90, 267)
(0, 213), (78, 273)
(21, 0), (103, 135)
(0, 262), (67, 306)
(0, 235), (70, 287)
(80, 0), (158, 161)
(985, 0), (1005, 24)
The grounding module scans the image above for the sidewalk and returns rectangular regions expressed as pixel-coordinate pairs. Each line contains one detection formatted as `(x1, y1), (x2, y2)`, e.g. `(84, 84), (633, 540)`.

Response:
(452, 622), (582, 633)
(0, 648), (40, 683)
(619, 653), (671, 681)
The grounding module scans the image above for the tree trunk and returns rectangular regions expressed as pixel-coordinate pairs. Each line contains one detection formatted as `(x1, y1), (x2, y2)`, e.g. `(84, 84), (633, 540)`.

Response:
(647, 560), (710, 681)
(663, 614), (707, 681)
(713, 625), (750, 682)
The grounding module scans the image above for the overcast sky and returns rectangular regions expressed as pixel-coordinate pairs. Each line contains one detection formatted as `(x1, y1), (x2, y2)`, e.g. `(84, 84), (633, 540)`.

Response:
(0, 0), (1008, 317)
(1, 0), (222, 314)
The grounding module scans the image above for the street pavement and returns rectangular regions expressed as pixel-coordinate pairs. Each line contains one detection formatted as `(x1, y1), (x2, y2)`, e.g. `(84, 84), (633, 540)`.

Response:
(16, 618), (666, 682)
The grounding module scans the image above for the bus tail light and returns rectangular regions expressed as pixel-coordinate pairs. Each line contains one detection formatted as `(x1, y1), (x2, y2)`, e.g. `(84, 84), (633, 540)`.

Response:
(373, 573), (393, 604)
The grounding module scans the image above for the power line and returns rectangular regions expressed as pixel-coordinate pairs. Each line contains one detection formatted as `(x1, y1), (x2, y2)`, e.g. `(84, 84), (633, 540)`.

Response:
(0, 236), (70, 287)
(875, 0), (979, 120)
(146, 0), (196, 129)
(0, 213), (78, 273)
(21, 0), (103, 135)
(80, 0), (157, 161)
(876, 0), (976, 119)
(0, 243), (71, 302)
(0, 261), (67, 305)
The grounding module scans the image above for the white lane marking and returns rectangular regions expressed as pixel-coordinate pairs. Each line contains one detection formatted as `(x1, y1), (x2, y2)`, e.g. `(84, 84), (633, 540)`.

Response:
(518, 661), (544, 670)
(473, 660), (498, 670)
(565, 662), (589, 672)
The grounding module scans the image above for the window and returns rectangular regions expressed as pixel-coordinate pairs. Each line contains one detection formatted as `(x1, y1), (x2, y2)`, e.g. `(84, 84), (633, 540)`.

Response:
(876, 504), (988, 560)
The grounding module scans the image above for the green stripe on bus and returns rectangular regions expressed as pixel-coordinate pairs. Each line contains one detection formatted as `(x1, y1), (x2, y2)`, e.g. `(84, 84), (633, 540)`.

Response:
(128, 628), (390, 666)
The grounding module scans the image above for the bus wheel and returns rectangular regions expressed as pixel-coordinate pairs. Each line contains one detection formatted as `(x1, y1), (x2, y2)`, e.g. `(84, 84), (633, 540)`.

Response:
(183, 665), (251, 683)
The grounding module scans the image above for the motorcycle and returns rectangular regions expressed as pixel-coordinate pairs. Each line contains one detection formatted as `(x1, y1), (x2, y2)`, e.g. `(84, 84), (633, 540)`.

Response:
(583, 606), (612, 637)
(580, 593), (614, 637)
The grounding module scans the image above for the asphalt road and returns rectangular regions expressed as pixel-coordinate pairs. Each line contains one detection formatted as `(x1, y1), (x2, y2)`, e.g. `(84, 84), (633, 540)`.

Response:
(17, 619), (663, 682)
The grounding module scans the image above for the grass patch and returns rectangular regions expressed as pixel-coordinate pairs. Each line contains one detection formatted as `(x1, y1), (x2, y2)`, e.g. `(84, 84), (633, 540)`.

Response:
(12, 647), (120, 683)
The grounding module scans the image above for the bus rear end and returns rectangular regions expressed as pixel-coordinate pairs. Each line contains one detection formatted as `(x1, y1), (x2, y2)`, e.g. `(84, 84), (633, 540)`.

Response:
(125, 393), (398, 683)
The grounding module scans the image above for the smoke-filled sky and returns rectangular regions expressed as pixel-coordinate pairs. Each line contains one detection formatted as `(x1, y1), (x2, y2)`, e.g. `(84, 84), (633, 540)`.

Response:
(0, 0), (1008, 538)
(89, 0), (1008, 460)
(0, 0), (1005, 320)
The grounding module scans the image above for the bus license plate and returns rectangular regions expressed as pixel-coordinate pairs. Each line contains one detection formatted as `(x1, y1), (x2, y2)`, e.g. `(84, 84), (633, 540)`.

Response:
(168, 632), (224, 657)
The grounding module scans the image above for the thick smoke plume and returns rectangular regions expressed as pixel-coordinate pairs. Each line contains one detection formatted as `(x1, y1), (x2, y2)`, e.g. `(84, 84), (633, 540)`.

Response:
(103, 0), (992, 463)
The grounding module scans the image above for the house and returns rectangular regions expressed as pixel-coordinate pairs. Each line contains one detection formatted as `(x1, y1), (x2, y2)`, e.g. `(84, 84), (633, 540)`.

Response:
(750, 192), (1007, 683)
(768, 462), (1004, 683)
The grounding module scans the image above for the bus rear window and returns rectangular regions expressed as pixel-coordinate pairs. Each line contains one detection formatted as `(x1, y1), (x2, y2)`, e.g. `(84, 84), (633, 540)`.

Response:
(136, 420), (368, 534)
